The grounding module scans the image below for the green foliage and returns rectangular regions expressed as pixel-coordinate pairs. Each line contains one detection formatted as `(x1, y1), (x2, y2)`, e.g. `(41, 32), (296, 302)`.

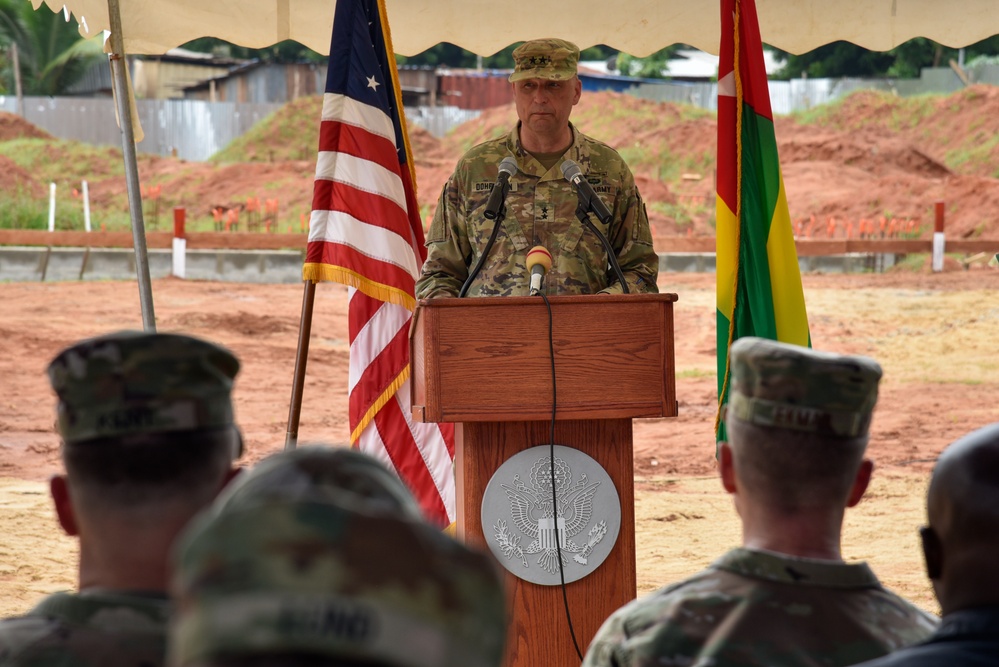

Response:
(616, 46), (682, 79)
(0, 189), (46, 229)
(790, 89), (941, 132)
(893, 253), (930, 272)
(649, 201), (692, 227)
(211, 96), (322, 163)
(179, 37), (324, 63)
(396, 43), (617, 70)
(0, 0), (105, 95)
(944, 131), (999, 174)
(772, 35), (999, 80)
(0, 137), (124, 181)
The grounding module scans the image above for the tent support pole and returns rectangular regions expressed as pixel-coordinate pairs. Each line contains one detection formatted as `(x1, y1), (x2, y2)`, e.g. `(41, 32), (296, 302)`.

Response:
(285, 280), (317, 450)
(107, 0), (156, 331)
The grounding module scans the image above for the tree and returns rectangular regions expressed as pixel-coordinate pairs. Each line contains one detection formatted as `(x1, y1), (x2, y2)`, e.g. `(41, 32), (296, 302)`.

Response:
(772, 35), (999, 80)
(179, 37), (324, 63)
(0, 0), (104, 95)
(396, 42), (617, 70)
(616, 45), (683, 79)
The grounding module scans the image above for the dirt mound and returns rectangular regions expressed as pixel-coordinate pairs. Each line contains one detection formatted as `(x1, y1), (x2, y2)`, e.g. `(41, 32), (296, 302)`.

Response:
(0, 113), (52, 142)
(213, 96), (324, 163)
(5, 87), (999, 241)
(0, 156), (44, 198)
(797, 85), (999, 179)
(779, 126), (952, 179)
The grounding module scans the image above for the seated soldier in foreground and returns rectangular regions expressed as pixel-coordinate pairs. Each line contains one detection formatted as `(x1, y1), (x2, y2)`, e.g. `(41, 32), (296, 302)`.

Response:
(0, 331), (242, 667)
(168, 445), (506, 667)
(857, 422), (999, 667)
(583, 337), (937, 667)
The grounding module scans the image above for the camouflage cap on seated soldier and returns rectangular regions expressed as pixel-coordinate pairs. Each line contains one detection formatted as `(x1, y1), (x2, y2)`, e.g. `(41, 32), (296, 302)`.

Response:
(47, 330), (240, 445)
(508, 38), (580, 82)
(727, 336), (883, 438)
(169, 447), (506, 667)
(208, 444), (425, 522)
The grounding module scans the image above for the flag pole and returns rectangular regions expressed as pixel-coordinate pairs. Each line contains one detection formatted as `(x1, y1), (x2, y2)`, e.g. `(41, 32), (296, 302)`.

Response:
(285, 280), (317, 450)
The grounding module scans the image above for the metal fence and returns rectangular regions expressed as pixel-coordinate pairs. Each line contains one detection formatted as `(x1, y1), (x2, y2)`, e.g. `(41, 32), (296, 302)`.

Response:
(0, 95), (480, 162)
(4, 63), (996, 162)
(631, 64), (999, 115)
(405, 105), (481, 137)
(0, 96), (283, 162)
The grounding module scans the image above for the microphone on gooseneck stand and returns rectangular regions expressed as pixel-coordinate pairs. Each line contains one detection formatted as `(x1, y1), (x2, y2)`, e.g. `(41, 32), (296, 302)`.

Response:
(560, 159), (613, 225)
(560, 159), (629, 294)
(484, 156), (518, 220)
(526, 246), (553, 295)
(458, 156), (519, 298)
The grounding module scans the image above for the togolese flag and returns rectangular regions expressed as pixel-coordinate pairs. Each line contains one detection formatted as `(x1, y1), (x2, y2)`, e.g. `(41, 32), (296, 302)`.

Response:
(716, 0), (811, 442)
(302, 0), (455, 527)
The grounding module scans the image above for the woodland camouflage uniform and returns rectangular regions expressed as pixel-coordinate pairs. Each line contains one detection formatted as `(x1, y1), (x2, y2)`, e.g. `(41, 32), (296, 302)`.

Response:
(416, 125), (659, 298)
(582, 337), (938, 667)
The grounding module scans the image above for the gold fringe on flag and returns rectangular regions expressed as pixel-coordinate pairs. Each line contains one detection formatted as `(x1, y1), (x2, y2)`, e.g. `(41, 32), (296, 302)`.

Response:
(350, 365), (410, 445)
(377, 0), (419, 204)
(302, 263), (417, 312)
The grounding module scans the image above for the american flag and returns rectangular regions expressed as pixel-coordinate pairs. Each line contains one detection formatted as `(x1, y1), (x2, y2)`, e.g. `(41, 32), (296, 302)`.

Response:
(302, 0), (455, 527)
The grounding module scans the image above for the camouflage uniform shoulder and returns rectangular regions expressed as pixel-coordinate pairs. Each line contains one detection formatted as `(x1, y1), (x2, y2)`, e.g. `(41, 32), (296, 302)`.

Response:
(570, 128), (637, 183)
(454, 131), (516, 171)
(583, 566), (735, 666)
(0, 591), (169, 667)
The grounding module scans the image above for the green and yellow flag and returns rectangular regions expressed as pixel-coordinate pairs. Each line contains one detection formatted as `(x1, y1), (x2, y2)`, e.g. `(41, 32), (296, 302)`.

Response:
(716, 0), (811, 442)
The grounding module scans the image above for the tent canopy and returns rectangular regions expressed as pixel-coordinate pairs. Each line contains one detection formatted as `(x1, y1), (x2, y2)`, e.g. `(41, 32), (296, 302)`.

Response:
(32, 0), (999, 58)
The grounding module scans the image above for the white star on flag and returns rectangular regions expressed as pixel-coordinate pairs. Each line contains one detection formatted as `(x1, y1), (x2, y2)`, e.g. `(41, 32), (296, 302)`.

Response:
(366, 75), (380, 90)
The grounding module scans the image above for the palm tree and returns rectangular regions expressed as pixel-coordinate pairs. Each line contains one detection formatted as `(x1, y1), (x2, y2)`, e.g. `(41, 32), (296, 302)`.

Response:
(0, 0), (103, 96)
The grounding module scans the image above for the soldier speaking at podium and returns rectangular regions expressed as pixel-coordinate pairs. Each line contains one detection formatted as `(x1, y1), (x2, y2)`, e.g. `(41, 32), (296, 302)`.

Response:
(415, 38), (659, 299)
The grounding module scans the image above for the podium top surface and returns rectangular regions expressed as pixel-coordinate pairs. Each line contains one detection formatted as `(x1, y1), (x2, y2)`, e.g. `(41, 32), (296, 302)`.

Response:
(416, 292), (678, 309)
(410, 292), (679, 423)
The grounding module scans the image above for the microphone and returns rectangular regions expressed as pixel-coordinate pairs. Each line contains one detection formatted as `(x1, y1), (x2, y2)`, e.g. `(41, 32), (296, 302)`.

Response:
(526, 246), (553, 295)
(560, 159), (613, 225)
(483, 156), (518, 220)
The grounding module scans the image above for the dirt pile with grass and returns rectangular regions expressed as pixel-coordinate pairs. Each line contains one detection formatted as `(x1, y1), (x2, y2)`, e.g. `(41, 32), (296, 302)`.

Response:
(2, 87), (999, 240)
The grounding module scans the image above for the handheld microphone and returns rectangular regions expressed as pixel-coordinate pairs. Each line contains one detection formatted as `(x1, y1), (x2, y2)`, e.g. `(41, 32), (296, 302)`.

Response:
(560, 159), (613, 225)
(526, 246), (553, 295)
(483, 156), (518, 220)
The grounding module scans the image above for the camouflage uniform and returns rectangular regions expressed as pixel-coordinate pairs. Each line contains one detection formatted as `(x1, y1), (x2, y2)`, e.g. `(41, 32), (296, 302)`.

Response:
(583, 338), (938, 667)
(415, 39), (658, 299)
(169, 446), (506, 667)
(583, 548), (937, 667)
(46, 330), (240, 445)
(0, 331), (240, 667)
(0, 592), (169, 667)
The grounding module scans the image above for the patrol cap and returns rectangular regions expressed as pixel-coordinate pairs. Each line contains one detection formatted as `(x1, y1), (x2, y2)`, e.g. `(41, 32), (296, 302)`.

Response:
(509, 38), (579, 82)
(727, 337), (882, 438)
(212, 445), (424, 522)
(47, 330), (239, 445)
(170, 449), (506, 667)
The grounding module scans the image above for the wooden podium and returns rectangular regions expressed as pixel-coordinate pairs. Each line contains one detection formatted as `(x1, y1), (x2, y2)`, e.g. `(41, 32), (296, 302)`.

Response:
(411, 293), (677, 667)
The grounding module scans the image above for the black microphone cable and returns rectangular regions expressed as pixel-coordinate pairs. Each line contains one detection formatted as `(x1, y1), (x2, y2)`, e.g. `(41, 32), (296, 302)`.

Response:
(537, 291), (584, 661)
(458, 208), (504, 298)
(573, 203), (629, 295)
